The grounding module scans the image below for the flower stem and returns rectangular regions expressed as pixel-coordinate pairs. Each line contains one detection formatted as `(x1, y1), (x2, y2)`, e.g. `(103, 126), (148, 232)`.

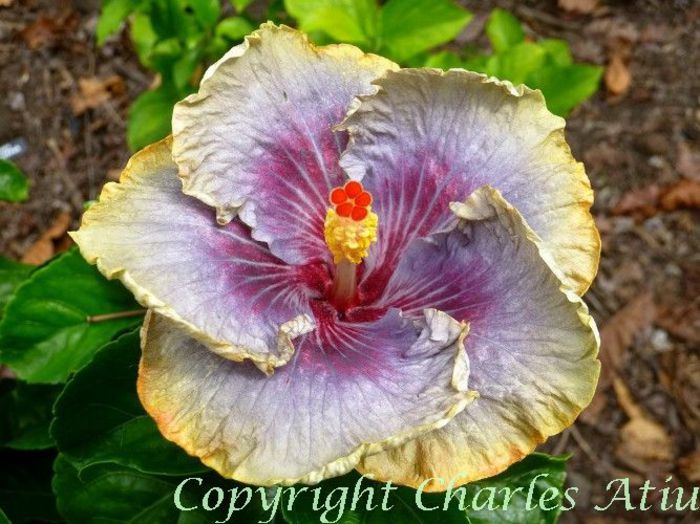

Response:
(331, 259), (357, 310)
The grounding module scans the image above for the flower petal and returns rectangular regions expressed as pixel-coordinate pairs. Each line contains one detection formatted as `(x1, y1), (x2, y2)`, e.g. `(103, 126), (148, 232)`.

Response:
(71, 138), (320, 372)
(172, 23), (397, 265)
(356, 186), (600, 491)
(138, 308), (474, 485)
(339, 68), (599, 296)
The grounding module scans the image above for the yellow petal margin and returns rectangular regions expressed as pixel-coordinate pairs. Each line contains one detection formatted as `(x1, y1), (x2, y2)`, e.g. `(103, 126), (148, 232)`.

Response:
(356, 186), (600, 492)
(138, 309), (476, 486)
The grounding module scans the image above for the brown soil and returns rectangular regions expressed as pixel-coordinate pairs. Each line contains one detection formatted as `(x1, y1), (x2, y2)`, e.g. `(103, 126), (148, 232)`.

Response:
(0, 0), (150, 257)
(1, 1), (699, 523)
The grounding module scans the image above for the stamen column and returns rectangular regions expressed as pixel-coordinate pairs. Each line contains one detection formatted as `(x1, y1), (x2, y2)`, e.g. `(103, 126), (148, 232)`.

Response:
(323, 181), (378, 310)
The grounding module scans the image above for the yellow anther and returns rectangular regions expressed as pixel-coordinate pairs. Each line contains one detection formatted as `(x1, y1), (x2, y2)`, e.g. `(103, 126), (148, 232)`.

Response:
(324, 208), (378, 264)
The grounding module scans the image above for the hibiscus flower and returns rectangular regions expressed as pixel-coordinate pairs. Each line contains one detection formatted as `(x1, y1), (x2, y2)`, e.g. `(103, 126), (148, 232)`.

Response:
(71, 23), (600, 490)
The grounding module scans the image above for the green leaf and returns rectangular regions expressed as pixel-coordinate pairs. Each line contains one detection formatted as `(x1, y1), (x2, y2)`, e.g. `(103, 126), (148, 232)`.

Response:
(0, 507), (9, 524)
(52, 329), (207, 476)
(230, 0), (254, 12)
(462, 54), (489, 74)
(205, 36), (231, 62)
(130, 11), (159, 67)
(127, 85), (178, 151)
(461, 454), (569, 523)
(53, 456), (265, 524)
(148, 37), (195, 83)
(186, 0), (220, 28)
(485, 8), (524, 53)
(0, 258), (32, 316)
(216, 16), (254, 41)
(265, 0), (288, 21)
(96, 0), (139, 45)
(231, 0), (253, 13)
(0, 160), (28, 203)
(488, 41), (546, 85)
(424, 51), (464, 70)
(149, 0), (191, 40)
(0, 449), (60, 523)
(284, 0), (380, 47)
(0, 380), (61, 449)
(0, 249), (141, 384)
(539, 39), (572, 66)
(150, 36), (184, 62)
(527, 63), (603, 116)
(172, 48), (202, 91)
(380, 0), (472, 62)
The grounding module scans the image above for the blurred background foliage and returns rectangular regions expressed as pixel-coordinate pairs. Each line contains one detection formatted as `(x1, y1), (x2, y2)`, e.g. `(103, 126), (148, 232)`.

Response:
(95, 0), (602, 151)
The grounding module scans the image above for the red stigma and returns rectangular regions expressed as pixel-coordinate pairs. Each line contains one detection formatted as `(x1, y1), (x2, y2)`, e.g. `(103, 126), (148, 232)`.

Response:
(328, 181), (373, 221)
(336, 202), (353, 217)
(330, 188), (347, 204)
(344, 181), (362, 198)
(355, 191), (372, 207)
(351, 206), (368, 221)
